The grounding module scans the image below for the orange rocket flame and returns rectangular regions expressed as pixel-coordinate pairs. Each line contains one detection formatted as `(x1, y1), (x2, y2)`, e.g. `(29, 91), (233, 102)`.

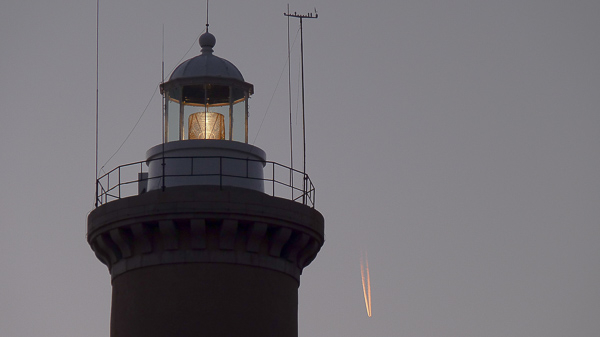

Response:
(360, 251), (372, 317)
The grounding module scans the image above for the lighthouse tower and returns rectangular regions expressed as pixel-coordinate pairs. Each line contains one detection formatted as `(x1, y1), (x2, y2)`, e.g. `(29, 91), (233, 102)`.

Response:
(87, 28), (324, 337)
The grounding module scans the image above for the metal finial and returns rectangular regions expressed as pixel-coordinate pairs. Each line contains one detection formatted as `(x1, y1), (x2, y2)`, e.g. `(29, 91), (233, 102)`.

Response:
(199, 0), (215, 54)
(206, 0), (209, 32)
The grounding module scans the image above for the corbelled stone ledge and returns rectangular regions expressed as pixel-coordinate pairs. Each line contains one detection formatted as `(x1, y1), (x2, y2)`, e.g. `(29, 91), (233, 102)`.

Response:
(87, 185), (324, 282)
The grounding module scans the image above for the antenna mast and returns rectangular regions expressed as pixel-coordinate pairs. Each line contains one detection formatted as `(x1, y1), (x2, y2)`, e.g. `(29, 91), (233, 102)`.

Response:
(284, 7), (317, 204)
(287, 4), (293, 197)
(95, 0), (100, 207)
(161, 24), (166, 191)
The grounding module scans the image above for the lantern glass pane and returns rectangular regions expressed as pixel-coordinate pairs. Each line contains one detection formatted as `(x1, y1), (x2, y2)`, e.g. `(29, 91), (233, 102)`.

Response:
(231, 99), (246, 142)
(166, 92), (181, 142)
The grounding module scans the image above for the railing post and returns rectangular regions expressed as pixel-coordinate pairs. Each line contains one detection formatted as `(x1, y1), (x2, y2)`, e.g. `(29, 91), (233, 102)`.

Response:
(161, 157), (166, 192)
(289, 167), (292, 198)
(303, 175), (307, 205)
(272, 163), (275, 196)
(219, 156), (223, 189)
(95, 179), (98, 207)
(118, 167), (122, 199)
(311, 182), (315, 208)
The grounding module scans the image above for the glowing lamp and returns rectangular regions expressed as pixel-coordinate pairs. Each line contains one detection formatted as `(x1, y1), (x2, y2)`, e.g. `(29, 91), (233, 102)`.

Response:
(188, 112), (225, 140)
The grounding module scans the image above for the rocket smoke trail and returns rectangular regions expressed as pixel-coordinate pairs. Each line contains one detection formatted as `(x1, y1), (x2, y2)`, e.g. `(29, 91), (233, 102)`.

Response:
(360, 251), (372, 317)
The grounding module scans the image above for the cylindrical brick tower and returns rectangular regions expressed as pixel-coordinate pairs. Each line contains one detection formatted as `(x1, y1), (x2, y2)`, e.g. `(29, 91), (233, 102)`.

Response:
(87, 29), (324, 337)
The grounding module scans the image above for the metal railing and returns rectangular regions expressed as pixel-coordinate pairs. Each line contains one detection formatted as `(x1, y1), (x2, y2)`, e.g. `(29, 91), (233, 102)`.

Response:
(95, 156), (315, 208)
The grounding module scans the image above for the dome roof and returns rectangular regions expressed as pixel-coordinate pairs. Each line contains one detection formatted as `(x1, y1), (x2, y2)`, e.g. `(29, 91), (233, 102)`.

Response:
(169, 31), (245, 82)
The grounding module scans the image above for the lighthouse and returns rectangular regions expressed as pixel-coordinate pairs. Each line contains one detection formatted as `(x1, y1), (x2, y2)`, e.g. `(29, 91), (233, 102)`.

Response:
(87, 27), (324, 337)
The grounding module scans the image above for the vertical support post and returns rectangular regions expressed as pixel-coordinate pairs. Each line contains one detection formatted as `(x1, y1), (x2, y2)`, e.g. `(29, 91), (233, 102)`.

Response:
(300, 16), (306, 205)
(94, 0), (99, 208)
(118, 167), (121, 199)
(245, 91), (249, 144)
(204, 84), (208, 140)
(179, 93), (185, 140)
(163, 94), (169, 141)
(162, 94), (166, 192)
(229, 86), (233, 141)
(287, 4), (294, 200)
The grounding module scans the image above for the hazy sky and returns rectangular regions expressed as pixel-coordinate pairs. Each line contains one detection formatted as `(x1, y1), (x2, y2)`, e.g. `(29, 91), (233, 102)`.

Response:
(1, 1), (599, 336)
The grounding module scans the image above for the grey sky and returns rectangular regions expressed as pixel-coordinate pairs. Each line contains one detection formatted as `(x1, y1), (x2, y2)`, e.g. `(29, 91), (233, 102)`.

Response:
(1, 1), (599, 336)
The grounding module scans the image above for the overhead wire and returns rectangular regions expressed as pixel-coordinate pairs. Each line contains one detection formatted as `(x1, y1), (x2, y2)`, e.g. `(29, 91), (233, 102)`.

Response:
(167, 31), (204, 78)
(252, 26), (301, 144)
(98, 85), (159, 175)
(97, 31), (202, 175)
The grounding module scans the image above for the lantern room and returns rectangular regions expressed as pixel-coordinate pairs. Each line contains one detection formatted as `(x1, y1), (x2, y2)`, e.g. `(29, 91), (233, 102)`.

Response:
(161, 31), (254, 143)
(145, 29), (265, 193)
